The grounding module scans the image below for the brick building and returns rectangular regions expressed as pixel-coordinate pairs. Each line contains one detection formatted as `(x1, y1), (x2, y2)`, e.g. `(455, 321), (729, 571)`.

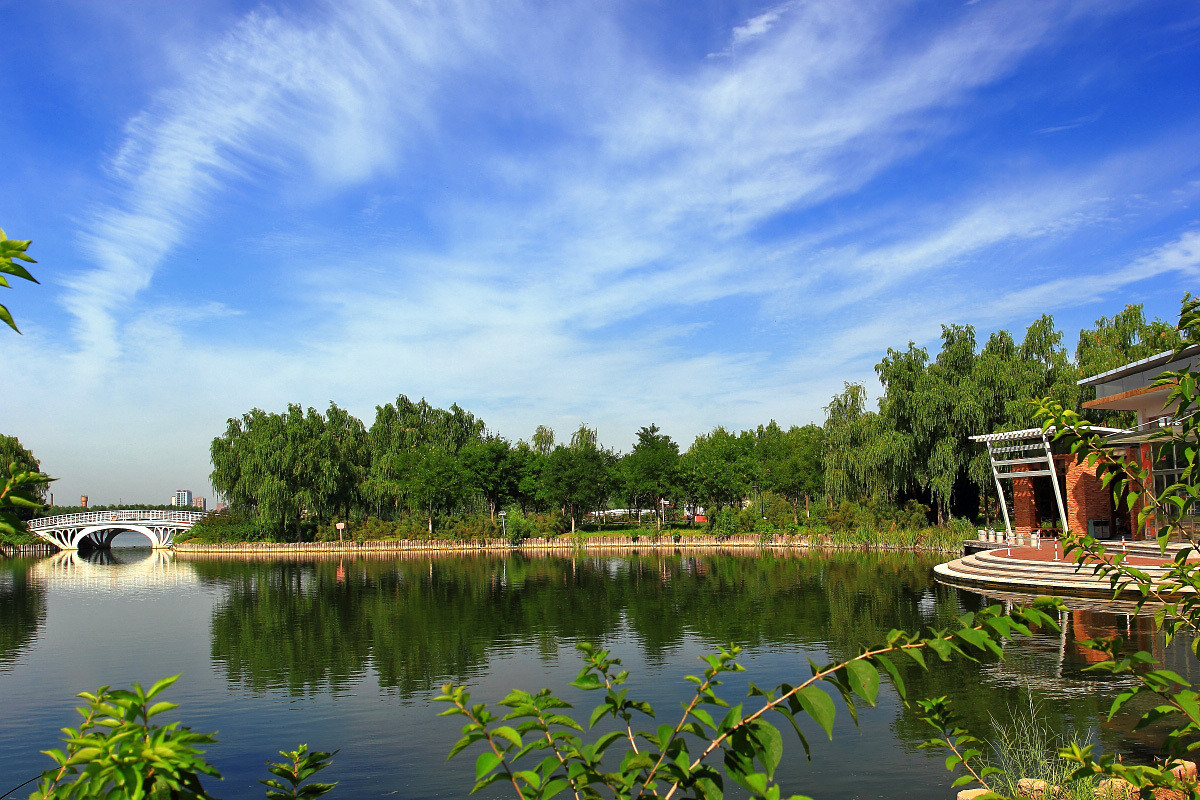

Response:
(972, 344), (1198, 542)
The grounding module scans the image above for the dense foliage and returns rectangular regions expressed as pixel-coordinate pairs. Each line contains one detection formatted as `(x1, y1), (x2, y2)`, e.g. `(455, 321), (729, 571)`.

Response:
(203, 298), (1183, 543)
(822, 305), (1182, 523)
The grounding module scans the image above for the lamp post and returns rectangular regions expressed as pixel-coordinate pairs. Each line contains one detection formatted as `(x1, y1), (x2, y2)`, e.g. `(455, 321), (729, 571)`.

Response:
(499, 510), (507, 539)
(335, 522), (345, 544)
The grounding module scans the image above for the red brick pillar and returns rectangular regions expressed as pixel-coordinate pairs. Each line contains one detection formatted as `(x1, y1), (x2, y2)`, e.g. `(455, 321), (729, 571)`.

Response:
(1011, 464), (1037, 538)
(1064, 454), (1114, 539)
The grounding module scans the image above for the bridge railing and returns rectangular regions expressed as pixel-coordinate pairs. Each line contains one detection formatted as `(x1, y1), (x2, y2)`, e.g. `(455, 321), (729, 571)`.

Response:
(29, 510), (210, 530)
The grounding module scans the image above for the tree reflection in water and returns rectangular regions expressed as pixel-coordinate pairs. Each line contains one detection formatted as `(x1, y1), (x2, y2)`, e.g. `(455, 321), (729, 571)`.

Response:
(194, 551), (1188, 758)
(0, 558), (46, 668)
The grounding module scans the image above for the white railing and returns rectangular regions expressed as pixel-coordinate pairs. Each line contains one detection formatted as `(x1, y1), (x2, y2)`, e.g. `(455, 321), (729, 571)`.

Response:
(29, 509), (209, 530)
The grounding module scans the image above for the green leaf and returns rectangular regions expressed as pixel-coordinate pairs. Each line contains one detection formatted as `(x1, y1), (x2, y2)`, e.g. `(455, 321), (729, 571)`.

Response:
(146, 701), (179, 719)
(541, 778), (570, 799)
(845, 660), (880, 705)
(588, 703), (610, 729)
(797, 686), (835, 739)
(146, 675), (181, 698)
(475, 751), (502, 781)
(751, 720), (784, 778)
(493, 726), (523, 750)
(0, 303), (19, 333)
(447, 733), (483, 760)
(570, 674), (603, 691)
(871, 654), (906, 701)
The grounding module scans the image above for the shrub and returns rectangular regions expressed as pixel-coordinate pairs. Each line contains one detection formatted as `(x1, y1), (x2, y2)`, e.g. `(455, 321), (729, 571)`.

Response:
(180, 509), (265, 543)
(502, 506), (535, 543)
(23, 675), (336, 800)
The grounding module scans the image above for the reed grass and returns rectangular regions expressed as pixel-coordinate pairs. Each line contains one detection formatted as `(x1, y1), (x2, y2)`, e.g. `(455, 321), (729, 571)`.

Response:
(987, 693), (1100, 800)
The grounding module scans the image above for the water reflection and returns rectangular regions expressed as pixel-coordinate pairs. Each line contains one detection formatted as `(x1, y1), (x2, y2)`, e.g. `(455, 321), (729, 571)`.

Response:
(194, 551), (972, 697)
(28, 548), (199, 589)
(0, 558), (45, 667)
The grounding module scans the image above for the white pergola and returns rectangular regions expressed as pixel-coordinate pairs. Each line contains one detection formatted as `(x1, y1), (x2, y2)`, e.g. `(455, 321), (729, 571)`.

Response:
(968, 426), (1120, 539)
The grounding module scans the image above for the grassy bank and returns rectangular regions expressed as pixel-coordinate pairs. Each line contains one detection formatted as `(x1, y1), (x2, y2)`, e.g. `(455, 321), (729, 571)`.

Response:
(176, 519), (976, 554)
(177, 497), (982, 553)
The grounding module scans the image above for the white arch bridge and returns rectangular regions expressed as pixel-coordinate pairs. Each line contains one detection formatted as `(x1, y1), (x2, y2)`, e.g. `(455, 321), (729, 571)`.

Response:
(29, 510), (209, 551)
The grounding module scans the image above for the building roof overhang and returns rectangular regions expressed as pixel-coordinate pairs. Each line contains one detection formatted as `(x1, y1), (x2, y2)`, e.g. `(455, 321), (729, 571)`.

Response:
(1081, 381), (1177, 411)
(1078, 344), (1200, 388)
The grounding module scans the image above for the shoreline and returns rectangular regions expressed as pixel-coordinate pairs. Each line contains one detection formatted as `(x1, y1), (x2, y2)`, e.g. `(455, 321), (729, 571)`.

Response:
(171, 533), (962, 557)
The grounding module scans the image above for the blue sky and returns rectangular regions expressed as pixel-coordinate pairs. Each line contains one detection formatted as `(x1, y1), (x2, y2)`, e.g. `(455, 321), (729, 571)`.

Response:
(2, 0), (1197, 505)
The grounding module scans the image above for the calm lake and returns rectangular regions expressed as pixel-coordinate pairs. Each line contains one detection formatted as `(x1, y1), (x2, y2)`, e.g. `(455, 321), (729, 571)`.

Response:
(0, 548), (1185, 799)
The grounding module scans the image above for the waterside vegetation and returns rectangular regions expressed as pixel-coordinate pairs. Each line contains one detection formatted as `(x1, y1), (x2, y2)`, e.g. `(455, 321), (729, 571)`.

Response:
(190, 296), (1183, 547)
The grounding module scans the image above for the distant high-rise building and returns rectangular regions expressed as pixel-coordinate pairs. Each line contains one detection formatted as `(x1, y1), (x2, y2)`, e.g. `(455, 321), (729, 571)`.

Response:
(80, 495), (88, 509)
(192, 496), (207, 511)
(171, 489), (193, 507)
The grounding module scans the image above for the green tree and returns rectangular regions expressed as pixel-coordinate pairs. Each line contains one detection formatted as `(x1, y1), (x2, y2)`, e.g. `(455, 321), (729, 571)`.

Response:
(211, 407), (305, 537)
(624, 424), (680, 529)
(681, 426), (754, 514)
(757, 422), (823, 523)
(541, 425), (612, 533)
(404, 444), (469, 535)
(1076, 303), (1183, 426)
(822, 383), (886, 504)
(317, 402), (368, 522)
(461, 436), (518, 521)
(509, 440), (547, 513)
(531, 425), (555, 457)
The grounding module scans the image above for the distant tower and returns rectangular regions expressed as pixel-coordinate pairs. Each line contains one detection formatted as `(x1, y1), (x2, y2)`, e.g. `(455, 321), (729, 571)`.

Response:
(171, 489), (193, 507)
(80, 495), (88, 509)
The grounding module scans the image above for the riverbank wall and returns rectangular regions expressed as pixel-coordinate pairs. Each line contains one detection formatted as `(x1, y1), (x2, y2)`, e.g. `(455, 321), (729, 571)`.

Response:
(1, 542), (57, 557)
(173, 533), (963, 557)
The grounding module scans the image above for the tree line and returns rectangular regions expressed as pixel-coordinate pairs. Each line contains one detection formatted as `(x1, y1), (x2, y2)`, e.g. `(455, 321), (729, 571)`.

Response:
(203, 299), (1184, 541)
(209, 394), (824, 538)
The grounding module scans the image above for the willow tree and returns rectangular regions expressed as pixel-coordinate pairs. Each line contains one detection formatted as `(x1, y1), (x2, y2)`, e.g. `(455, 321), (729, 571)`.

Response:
(822, 382), (893, 504)
(209, 404), (363, 537)
(311, 403), (367, 523)
(1076, 303), (1182, 426)
(365, 395), (485, 519)
(211, 408), (300, 537)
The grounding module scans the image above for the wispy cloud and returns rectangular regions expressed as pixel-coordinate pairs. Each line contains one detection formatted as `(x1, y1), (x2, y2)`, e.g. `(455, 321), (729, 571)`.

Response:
(1033, 109), (1104, 135)
(64, 0), (494, 368)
